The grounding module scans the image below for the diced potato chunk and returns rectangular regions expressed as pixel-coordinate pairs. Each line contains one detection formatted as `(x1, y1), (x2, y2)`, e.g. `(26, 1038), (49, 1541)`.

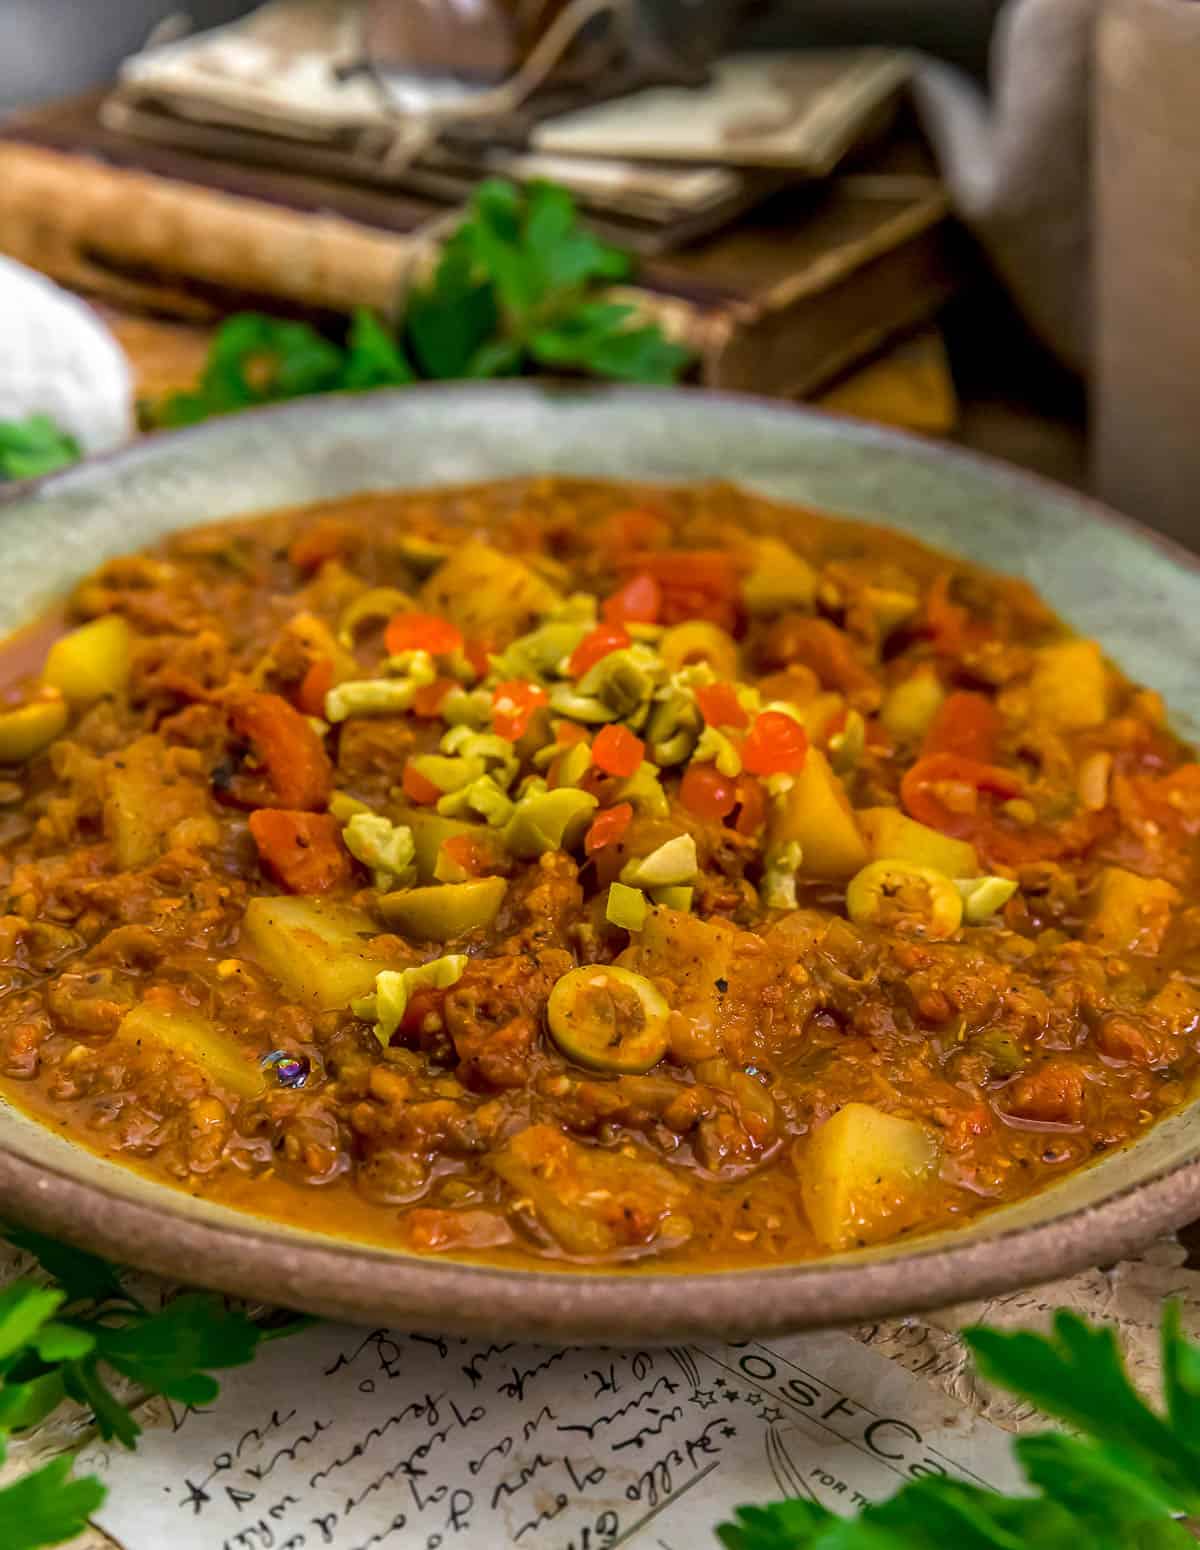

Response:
(104, 735), (210, 868)
(624, 906), (741, 1062)
(420, 540), (560, 640)
(880, 668), (945, 741)
(491, 1124), (692, 1257)
(1085, 867), (1179, 955)
(858, 806), (979, 878)
(378, 878), (507, 941)
(43, 615), (132, 704)
(117, 1000), (264, 1100)
(801, 1102), (939, 1252)
(768, 749), (867, 880)
(1028, 639), (1109, 731)
(242, 896), (394, 1008)
(741, 538), (817, 616)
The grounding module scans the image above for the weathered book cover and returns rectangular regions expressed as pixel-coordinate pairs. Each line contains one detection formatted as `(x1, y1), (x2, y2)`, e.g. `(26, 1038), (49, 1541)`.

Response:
(0, 96), (958, 398)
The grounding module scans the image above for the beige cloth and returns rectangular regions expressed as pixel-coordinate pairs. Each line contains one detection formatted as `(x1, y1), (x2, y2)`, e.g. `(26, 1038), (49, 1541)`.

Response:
(912, 0), (1096, 374)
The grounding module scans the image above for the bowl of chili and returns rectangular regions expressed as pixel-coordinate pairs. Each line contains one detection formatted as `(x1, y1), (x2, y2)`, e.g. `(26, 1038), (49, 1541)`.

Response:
(0, 381), (1198, 1341)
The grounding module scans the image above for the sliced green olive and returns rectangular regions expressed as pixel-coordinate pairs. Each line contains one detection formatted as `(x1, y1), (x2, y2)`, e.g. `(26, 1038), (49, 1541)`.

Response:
(337, 586), (416, 648)
(0, 692), (68, 763)
(659, 621), (738, 680)
(846, 859), (963, 940)
(378, 877), (507, 941)
(955, 875), (1018, 923)
(547, 965), (670, 1074)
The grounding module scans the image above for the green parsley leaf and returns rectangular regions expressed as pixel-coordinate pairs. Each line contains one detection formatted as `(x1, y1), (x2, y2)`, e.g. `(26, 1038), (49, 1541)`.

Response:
(148, 176), (689, 425)
(964, 1310), (1200, 1512)
(0, 415), (81, 481)
(3, 1225), (129, 1307)
(1162, 1297), (1200, 1438)
(0, 1284), (65, 1367)
(0, 1449), (106, 1550)
(340, 307), (415, 389)
(91, 1293), (266, 1408)
(0, 1368), (67, 1433)
(717, 1303), (1200, 1550)
(60, 1356), (141, 1449)
(406, 234), (498, 379)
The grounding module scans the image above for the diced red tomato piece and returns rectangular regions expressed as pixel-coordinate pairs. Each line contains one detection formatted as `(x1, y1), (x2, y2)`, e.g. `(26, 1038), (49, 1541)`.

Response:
(602, 571), (661, 626)
(732, 774), (766, 835)
(464, 636), (493, 679)
(591, 724), (644, 777)
(901, 752), (1023, 836)
(624, 550), (740, 631)
(741, 710), (809, 776)
(228, 691), (333, 810)
(288, 518), (356, 573)
(385, 612), (464, 658)
(248, 810), (350, 893)
(597, 508), (670, 553)
(412, 676), (455, 719)
(491, 679), (548, 742)
(400, 986), (448, 1036)
(552, 719), (589, 747)
(761, 617), (877, 704)
(584, 802), (634, 856)
(921, 691), (1001, 764)
(680, 763), (737, 820)
(922, 571), (970, 653)
(402, 763), (442, 805)
(696, 682), (749, 730)
(568, 624), (631, 679)
(296, 657), (334, 718)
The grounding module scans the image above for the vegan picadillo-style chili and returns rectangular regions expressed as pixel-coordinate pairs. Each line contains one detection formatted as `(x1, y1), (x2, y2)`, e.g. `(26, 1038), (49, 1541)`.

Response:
(0, 476), (1196, 1269)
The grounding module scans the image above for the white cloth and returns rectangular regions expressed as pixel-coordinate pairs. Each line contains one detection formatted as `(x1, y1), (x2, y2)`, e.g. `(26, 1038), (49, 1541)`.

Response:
(912, 0), (1097, 373)
(0, 256), (133, 453)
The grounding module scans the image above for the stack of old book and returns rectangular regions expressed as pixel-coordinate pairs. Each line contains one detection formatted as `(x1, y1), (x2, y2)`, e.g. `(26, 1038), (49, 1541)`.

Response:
(0, 0), (961, 403)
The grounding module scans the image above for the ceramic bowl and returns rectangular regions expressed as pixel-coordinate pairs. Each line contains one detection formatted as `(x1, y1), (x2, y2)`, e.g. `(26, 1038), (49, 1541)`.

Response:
(2, 382), (1198, 1341)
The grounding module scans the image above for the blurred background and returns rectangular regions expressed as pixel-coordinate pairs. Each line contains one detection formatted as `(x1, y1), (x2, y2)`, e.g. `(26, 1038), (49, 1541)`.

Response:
(0, 2), (1003, 110)
(0, 0), (1193, 544)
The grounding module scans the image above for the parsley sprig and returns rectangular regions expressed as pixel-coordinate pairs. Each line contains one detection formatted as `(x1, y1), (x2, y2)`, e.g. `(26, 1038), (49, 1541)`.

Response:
(0, 416), (81, 482)
(153, 177), (689, 428)
(0, 1218), (1196, 1550)
(718, 1304), (1200, 1550)
(0, 1226), (301, 1548)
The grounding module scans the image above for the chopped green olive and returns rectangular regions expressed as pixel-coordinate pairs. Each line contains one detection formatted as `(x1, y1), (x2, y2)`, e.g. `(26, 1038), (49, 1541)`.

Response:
(846, 859), (963, 939)
(606, 881), (648, 931)
(502, 787), (597, 858)
(956, 875), (1019, 923)
(547, 965), (670, 1074)
(378, 877), (507, 941)
(620, 833), (698, 889)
